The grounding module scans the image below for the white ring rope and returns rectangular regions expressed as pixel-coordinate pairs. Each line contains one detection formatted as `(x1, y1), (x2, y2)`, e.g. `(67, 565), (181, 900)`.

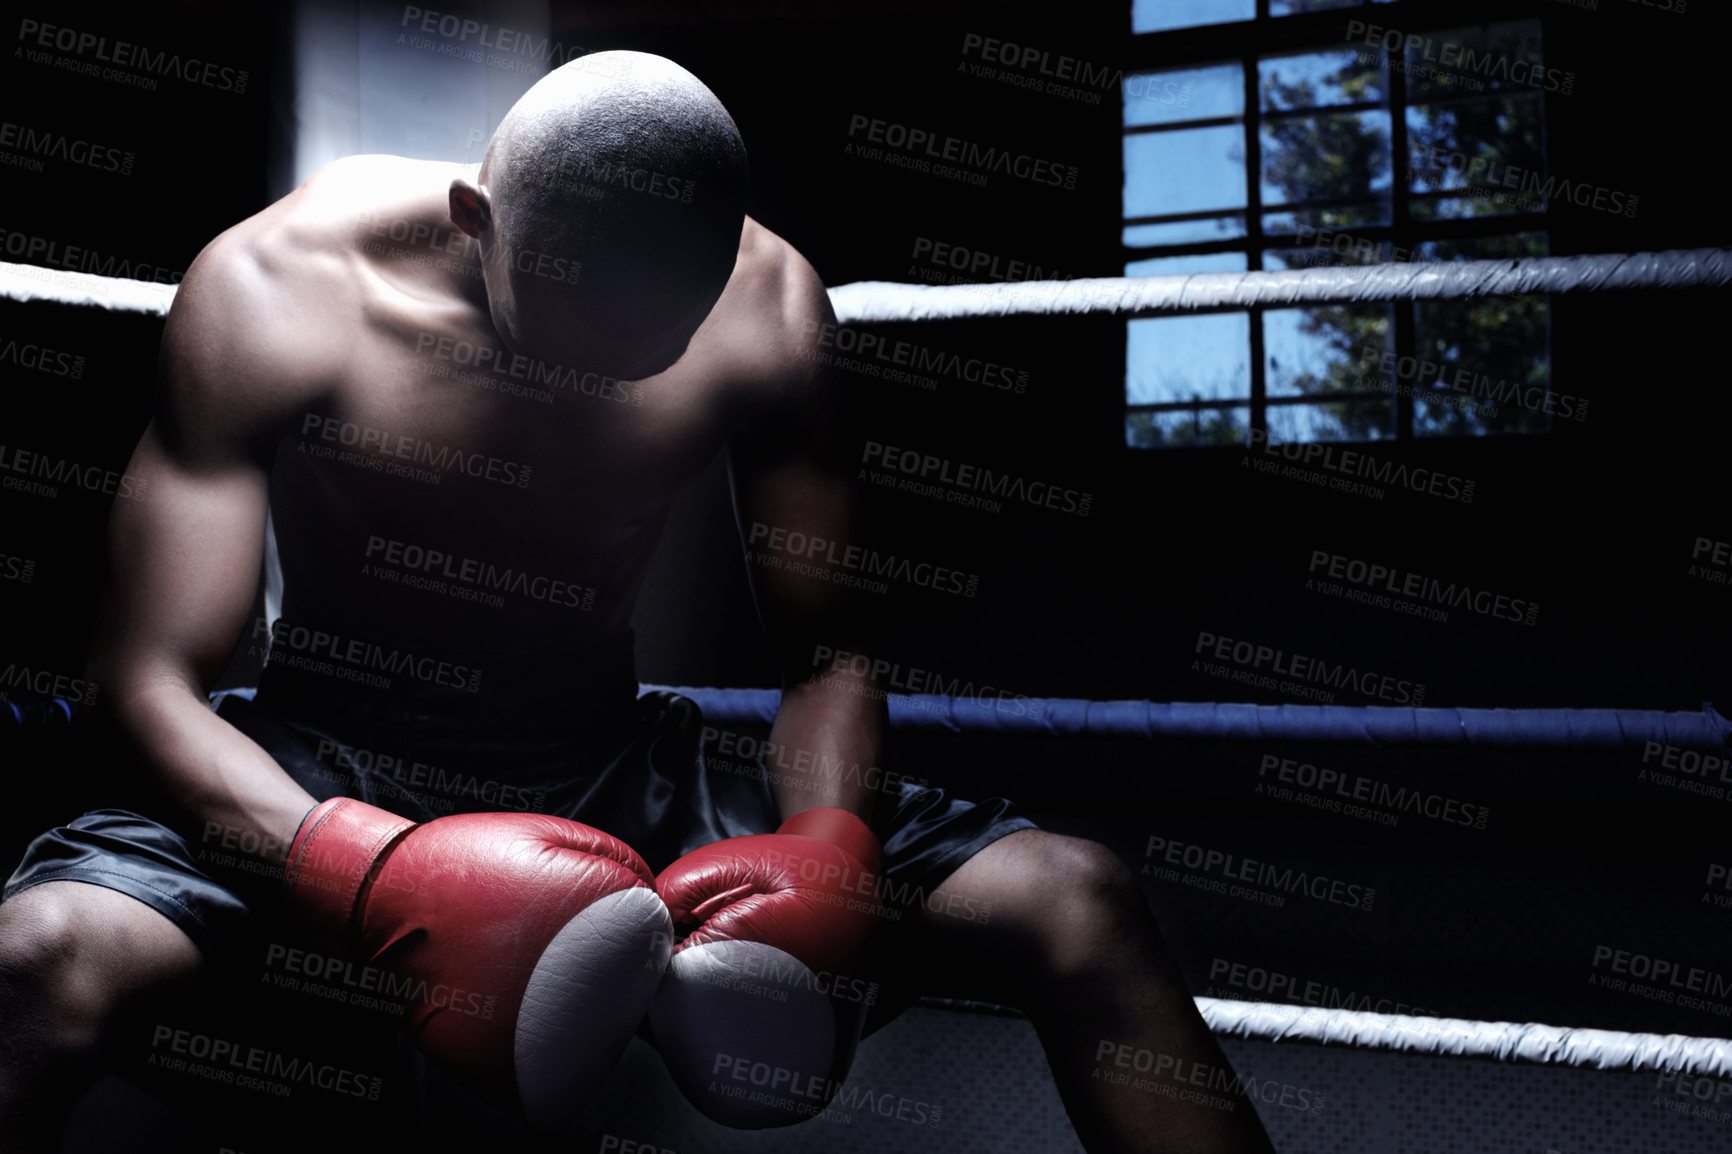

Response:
(1198, 997), (1732, 1078)
(5, 246), (1727, 323)
(829, 246), (1731, 323)
(0, 261), (176, 315)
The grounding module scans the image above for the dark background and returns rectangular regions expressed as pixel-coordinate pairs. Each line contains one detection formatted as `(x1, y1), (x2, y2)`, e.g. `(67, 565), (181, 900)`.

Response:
(1, 0), (1728, 1134)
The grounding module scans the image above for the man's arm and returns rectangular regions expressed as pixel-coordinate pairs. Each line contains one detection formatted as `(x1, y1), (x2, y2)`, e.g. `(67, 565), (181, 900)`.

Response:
(725, 250), (884, 827)
(87, 235), (324, 869)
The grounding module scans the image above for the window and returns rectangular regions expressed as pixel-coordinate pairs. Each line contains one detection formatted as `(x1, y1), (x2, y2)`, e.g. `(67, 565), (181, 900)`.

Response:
(1123, 5), (1554, 448)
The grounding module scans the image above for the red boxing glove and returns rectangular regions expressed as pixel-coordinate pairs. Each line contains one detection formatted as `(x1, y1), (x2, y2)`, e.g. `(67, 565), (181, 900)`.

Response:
(283, 798), (672, 1129)
(649, 806), (883, 1128)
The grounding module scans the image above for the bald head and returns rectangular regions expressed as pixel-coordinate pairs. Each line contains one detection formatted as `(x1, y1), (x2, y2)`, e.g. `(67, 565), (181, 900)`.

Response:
(455, 51), (749, 377)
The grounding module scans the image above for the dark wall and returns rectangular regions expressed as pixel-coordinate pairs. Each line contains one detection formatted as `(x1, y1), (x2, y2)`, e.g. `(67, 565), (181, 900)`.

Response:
(609, 1), (1728, 715)
(3, 0), (1720, 708)
(1, 0), (1727, 1051)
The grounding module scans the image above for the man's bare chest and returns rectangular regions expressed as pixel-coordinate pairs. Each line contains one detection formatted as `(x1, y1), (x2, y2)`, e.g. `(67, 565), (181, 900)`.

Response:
(280, 316), (728, 526)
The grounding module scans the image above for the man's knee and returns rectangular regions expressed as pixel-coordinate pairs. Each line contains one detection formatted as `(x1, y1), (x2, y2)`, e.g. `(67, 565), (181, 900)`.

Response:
(1040, 836), (1144, 925)
(0, 889), (102, 1057)
(0, 885), (86, 988)
(1023, 836), (1148, 979)
(0, 882), (198, 1038)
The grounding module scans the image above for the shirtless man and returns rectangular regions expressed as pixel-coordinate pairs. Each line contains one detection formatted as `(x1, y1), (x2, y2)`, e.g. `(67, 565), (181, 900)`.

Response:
(0, 52), (1274, 1154)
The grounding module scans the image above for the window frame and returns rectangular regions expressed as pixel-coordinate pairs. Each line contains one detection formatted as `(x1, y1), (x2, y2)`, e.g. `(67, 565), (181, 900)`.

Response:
(1123, 0), (1560, 447)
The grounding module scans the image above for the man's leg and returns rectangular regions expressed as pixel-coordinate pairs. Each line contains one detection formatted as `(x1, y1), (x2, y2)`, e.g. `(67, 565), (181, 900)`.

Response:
(0, 880), (204, 1154)
(899, 830), (1277, 1154)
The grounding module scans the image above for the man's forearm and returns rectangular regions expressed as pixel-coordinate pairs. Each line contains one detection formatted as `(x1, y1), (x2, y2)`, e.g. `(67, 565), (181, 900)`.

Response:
(112, 677), (318, 870)
(765, 669), (887, 826)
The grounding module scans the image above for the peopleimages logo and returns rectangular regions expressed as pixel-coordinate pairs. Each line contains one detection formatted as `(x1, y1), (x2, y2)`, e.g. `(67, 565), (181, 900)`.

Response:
(314, 738), (548, 813)
(0, 443), (148, 502)
(861, 441), (1091, 518)
(0, 338), (84, 379)
(1194, 629), (1425, 706)
(801, 319), (1030, 394)
(845, 113), (1079, 191)
(811, 646), (1045, 719)
(701, 723), (930, 796)
(149, 1025), (381, 1100)
(1245, 429), (1474, 504)
(250, 617), (482, 693)
(746, 523), (980, 599)
(958, 32), (1193, 110)
(1307, 549), (1539, 626)
(555, 153), (697, 203)
(0, 120), (134, 174)
(1093, 1041), (1325, 1114)
(1206, 957), (1441, 1017)
(1589, 945), (1732, 1016)
(1144, 834), (1376, 912)
(1257, 753), (1490, 830)
(0, 229), (182, 284)
(398, 6), (627, 73)
(1345, 20), (1575, 94)
(1408, 145), (1637, 218)
(263, 943), (497, 1019)
(16, 19), (250, 94)
(709, 1054), (941, 1125)
(414, 332), (642, 407)
(0, 551), (35, 583)
(0, 663), (97, 706)
(297, 414), (532, 489)
(909, 236), (1068, 282)
(362, 535), (596, 611)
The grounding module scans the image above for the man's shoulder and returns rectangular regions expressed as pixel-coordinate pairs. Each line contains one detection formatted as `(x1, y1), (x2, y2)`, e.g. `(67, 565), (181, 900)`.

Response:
(174, 156), (439, 327)
(713, 219), (834, 413)
(168, 167), (374, 384)
(157, 160), (402, 452)
(735, 217), (830, 336)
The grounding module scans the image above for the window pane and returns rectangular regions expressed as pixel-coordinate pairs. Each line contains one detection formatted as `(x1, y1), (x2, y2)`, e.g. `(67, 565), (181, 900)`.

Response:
(1260, 50), (1382, 111)
(1127, 314), (1251, 404)
(1273, 0), (1377, 13)
(1125, 64), (1242, 127)
(1406, 233), (1550, 435)
(1261, 111), (1390, 208)
(1402, 22), (1553, 102)
(1414, 232), (1548, 262)
(1126, 253), (1248, 277)
(1412, 194), (1543, 221)
(1263, 305), (1392, 397)
(1266, 400), (1394, 443)
(1265, 244), (1351, 272)
(1411, 297), (1552, 437)
(1133, 0), (1255, 35)
(1125, 126), (1248, 217)
(1266, 232), (1407, 270)
(1124, 217), (1247, 246)
(1127, 407), (1250, 449)
(1405, 94), (1543, 195)
(1263, 204), (1390, 239)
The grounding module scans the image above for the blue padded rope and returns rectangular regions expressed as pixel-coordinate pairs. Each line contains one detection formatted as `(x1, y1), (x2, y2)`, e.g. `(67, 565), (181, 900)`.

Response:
(9, 689), (1729, 752)
(640, 687), (1732, 752)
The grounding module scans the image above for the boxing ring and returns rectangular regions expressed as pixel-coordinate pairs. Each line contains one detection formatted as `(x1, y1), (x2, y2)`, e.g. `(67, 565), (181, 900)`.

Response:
(671, 686), (1732, 1064)
(6, 247), (1731, 1151)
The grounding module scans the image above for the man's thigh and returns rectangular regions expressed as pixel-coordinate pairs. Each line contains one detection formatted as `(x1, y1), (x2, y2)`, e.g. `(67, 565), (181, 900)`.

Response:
(855, 827), (1058, 1032)
(0, 809), (417, 1145)
(94, 893), (424, 1146)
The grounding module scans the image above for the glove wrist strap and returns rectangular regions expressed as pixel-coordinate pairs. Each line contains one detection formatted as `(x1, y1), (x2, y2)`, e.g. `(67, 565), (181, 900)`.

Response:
(776, 806), (882, 875)
(282, 798), (415, 954)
